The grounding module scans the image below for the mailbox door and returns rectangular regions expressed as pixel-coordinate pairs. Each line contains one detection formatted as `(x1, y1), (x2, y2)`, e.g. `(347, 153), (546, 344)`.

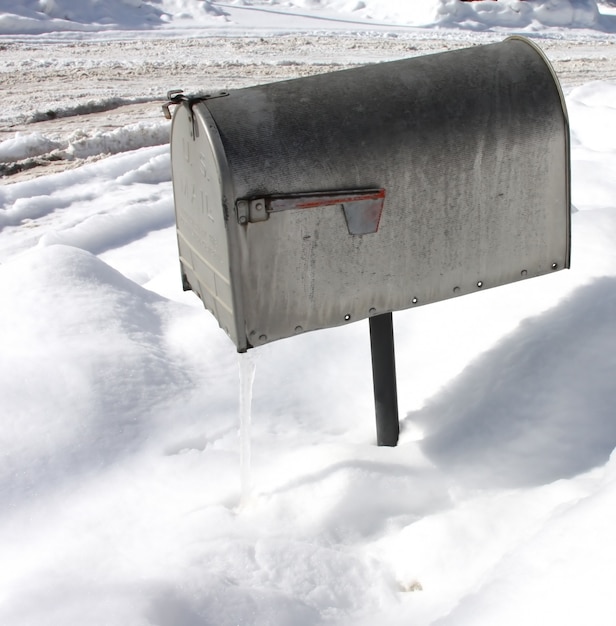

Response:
(170, 102), (245, 349)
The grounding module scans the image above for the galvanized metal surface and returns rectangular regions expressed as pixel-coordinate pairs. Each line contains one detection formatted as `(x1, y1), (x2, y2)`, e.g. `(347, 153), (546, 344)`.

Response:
(170, 36), (570, 352)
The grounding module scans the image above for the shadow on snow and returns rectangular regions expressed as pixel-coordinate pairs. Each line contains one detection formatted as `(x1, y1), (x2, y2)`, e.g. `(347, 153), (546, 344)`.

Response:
(408, 276), (616, 489)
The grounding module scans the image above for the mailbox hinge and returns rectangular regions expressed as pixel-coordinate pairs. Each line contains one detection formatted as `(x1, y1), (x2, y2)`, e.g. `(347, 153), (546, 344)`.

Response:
(236, 198), (268, 225)
(162, 89), (229, 121)
(235, 189), (386, 235)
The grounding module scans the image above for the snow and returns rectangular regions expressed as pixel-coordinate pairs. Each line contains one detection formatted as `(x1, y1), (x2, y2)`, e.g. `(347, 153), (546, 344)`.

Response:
(0, 123), (169, 164)
(0, 0), (615, 33)
(2, 1), (616, 625)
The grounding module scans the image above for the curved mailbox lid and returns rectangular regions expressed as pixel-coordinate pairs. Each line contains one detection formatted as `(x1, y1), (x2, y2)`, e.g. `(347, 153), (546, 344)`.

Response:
(172, 36), (570, 352)
(170, 98), (248, 350)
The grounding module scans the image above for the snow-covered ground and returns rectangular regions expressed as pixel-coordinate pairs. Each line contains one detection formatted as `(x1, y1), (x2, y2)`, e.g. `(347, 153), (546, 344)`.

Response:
(1, 1), (616, 625)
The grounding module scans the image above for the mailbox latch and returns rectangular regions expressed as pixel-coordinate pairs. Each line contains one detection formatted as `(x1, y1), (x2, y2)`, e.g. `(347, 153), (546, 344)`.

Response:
(236, 189), (386, 235)
(162, 89), (229, 120)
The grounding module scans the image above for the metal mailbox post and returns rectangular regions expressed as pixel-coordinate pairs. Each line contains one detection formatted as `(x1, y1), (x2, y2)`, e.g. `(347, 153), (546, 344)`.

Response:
(166, 36), (570, 446)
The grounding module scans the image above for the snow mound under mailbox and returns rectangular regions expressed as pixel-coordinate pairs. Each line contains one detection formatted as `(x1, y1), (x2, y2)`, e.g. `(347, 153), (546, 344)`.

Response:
(0, 0), (605, 33)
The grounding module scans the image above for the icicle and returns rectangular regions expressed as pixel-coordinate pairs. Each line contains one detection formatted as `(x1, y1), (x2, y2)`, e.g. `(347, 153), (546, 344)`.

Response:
(238, 351), (256, 505)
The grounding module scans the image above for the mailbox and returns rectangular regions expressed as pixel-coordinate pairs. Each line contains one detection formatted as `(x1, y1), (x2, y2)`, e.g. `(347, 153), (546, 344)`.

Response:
(167, 36), (570, 354)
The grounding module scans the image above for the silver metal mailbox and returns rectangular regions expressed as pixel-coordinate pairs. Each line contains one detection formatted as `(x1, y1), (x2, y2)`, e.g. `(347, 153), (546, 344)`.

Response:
(168, 36), (570, 354)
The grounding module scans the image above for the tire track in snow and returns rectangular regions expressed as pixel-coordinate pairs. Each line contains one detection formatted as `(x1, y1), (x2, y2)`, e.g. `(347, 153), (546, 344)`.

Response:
(2, 35), (615, 182)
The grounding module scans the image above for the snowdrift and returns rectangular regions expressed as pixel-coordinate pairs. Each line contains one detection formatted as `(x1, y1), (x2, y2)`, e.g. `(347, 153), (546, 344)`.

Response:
(299, 0), (601, 28)
(0, 0), (608, 33)
(0, 0), (224, 33)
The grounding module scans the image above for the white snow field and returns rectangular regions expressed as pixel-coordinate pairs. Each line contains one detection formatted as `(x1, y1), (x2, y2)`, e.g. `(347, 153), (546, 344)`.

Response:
(1, 1), (616, 625)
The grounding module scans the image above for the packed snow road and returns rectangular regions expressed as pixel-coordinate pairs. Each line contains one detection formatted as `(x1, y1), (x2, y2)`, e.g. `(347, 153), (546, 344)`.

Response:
(1, 32), (616, 181)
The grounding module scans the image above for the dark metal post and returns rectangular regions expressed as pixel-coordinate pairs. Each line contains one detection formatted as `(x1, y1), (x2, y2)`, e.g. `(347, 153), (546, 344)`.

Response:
(369, 312), (400, 446)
